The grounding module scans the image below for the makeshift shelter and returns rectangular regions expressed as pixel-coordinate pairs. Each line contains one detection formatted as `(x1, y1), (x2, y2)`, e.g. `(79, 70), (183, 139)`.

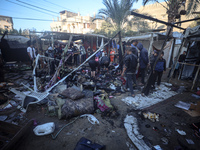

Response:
(169, 25), (200, 89)
(33, 31), (109, 51)
(0, 34), (30, 62)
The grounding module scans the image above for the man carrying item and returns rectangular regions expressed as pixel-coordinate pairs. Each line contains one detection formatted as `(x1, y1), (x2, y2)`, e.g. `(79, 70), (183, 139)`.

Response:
(137, 42), (149, 85)
(121, 47), (137, 97)
(27, 44), (36, 70)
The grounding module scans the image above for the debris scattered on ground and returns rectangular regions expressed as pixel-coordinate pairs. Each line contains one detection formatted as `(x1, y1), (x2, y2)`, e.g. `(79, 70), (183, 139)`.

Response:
(185, 139), (195, 145)
(175, 129), (186, 135)
(143, 112), (159, 122)
(80, 114), (100, 125)
(174, 101), (191, 110)
(74, 137), (105, 150)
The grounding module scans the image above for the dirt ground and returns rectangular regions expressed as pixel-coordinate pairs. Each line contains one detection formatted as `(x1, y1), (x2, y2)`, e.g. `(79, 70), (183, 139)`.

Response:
(2, 70), (200, 150)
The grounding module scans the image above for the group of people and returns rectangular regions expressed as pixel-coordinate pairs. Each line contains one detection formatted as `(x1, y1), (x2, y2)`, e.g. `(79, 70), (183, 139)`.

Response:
(86, 40), (167, 97)
(27, 40), (168, 97)
(120, 40), (166, 97)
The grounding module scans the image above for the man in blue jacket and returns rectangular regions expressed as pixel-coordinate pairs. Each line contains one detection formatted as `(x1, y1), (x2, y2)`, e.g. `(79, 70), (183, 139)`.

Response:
(137, 42), (149, 85)
(153, 51), (166, 89)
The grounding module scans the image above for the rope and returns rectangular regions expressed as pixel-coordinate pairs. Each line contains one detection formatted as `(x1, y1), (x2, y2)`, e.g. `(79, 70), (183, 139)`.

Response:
(51, 116), (79, 140)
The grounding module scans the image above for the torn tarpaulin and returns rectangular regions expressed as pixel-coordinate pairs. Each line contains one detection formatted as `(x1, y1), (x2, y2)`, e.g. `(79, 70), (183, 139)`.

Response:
(124, 115), (151, 150)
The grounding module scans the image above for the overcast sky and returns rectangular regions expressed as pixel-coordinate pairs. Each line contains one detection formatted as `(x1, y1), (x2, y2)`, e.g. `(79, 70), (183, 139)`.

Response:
(0, 0), (162, 31)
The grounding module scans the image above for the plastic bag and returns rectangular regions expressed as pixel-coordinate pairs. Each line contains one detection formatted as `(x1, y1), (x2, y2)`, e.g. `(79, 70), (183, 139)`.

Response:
(33, 122), (55, 136)
(80, 114), (99, 125)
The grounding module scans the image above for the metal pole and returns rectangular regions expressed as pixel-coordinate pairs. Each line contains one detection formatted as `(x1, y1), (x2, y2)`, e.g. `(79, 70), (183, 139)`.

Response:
(143, 26), (172, 92)
(131, 11), (185, 31)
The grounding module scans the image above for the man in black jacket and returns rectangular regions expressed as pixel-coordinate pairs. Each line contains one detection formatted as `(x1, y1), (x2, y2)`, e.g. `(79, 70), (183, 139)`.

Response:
(121, 47), (137, 97)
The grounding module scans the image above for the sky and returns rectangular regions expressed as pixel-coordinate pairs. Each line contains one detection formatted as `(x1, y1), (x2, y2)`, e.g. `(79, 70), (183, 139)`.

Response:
(0, 0), (162, 31)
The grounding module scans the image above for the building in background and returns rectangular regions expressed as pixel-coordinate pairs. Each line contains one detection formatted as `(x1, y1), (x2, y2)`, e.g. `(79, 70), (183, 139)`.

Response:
(136, 2), (199, 32)
(50, 10), (104, 34)
(0, 15), (13, 31)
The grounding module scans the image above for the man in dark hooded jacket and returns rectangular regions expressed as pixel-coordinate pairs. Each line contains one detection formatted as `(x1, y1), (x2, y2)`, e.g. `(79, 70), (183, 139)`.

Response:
(121, 47), (137, 97)
(137, 43), (149, 85)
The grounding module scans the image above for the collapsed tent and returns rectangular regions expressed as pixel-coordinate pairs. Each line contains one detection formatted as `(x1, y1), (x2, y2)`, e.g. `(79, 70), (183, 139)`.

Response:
(0, 35), (30, 62)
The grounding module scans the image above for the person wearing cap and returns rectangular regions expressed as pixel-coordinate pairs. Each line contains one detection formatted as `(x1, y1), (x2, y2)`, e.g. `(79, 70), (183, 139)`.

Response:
(121, 47), (137, 97)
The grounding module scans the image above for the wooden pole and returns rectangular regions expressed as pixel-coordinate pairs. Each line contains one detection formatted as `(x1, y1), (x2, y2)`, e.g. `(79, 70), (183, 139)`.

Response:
(169, 38), (176, 68)
(119, 31), (123, 55)
(191, 65), (200, 90)
(168, 38), (186, 82)
(148, 33), (154, 60)
(143, 26), (172, 93)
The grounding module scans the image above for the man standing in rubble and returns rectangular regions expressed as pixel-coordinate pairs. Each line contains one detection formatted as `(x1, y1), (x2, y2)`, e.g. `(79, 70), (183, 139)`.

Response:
(137, 42), (149, 85)
(27, 44), (36, 70)
(121, 47), (137, 97)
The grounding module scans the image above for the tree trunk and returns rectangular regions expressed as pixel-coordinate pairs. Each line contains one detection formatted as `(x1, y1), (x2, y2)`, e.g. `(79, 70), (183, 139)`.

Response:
(167, 14), (175, 36)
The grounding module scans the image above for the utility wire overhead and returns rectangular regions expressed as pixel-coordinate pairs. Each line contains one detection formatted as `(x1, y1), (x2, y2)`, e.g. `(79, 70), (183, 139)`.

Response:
(10, 0), (96, 23)
(16, 0), (59, 14)
(12, 17), (52, 21)
(11, 17), (96, 23)
(43, 0), (76, 13)
(5, 0), (56, 16)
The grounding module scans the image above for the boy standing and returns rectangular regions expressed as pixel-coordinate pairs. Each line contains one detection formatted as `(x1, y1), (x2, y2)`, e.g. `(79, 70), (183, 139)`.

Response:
(153, 51), (166, 89)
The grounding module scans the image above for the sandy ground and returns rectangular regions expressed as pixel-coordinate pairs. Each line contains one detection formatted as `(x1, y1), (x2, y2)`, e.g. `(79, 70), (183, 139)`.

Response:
(2, 70), (200, 150)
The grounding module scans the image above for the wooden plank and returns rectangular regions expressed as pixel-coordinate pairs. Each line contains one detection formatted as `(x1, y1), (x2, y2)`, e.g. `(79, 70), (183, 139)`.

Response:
(2, 120), (33, 150)
(0, 121), (21, 134)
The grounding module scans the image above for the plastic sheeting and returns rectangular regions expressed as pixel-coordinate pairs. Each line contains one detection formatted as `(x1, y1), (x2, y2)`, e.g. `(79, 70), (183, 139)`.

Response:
(124, 115), (151, 150)
(122, 83), (177, 110)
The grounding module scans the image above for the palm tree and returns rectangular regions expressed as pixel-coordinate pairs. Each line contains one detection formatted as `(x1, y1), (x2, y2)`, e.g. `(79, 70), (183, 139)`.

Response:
(138, 0), (200, 33)
(95, 0), (134, 56)
(96, 0), (134, 31)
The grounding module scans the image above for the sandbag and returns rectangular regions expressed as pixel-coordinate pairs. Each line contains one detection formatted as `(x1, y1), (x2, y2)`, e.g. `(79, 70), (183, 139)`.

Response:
(61, 87), (85, 100)
(61, 97), (94, 119)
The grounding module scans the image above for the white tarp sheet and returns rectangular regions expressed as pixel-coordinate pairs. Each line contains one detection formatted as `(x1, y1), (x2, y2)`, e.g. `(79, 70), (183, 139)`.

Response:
(122, 83), (177, 110)
(124, 115), (151, 150)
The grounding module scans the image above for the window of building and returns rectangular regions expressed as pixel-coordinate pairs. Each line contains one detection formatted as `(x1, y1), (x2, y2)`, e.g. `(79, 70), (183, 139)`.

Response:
(4, 25), (9, 29)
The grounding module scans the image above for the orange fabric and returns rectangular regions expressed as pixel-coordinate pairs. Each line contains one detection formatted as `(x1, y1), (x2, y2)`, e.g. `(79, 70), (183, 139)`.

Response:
(110, 51), (115, 62)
